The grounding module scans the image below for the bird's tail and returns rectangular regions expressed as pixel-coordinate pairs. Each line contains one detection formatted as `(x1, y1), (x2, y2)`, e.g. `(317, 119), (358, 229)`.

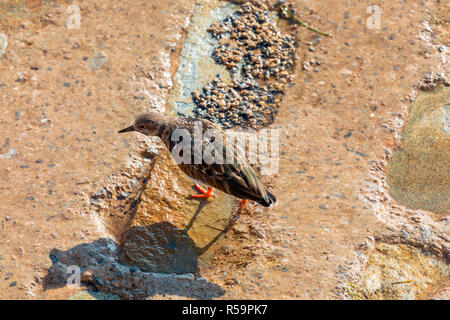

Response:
(258, 190), (277, 208)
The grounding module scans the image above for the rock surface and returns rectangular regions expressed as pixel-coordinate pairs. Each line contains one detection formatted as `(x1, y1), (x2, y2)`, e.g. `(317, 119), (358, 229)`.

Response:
(0, 0), (448, 300)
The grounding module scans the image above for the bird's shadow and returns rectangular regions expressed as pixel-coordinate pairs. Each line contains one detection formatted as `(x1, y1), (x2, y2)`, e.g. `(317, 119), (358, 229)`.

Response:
(42, 202), (239, 300)
(42, 152), (240, 300)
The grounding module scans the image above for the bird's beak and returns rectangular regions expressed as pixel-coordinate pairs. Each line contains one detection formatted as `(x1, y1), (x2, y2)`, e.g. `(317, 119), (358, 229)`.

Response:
(118, 125), (135, 133)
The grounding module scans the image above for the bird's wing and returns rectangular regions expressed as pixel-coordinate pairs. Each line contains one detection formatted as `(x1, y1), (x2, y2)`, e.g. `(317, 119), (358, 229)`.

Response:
(191, 128), (268, 202)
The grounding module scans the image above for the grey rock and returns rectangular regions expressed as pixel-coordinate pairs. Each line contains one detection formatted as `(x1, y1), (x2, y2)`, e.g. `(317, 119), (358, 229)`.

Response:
(419, 224), (433, 241)
(400, 229), (410, 240)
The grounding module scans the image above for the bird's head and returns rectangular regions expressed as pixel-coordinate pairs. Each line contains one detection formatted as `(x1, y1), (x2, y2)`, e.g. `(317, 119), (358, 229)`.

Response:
(118, 112), (166, 137)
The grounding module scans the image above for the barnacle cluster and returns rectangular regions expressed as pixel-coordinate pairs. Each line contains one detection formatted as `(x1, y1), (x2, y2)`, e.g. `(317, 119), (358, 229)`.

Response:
(192, 2), (296, 129)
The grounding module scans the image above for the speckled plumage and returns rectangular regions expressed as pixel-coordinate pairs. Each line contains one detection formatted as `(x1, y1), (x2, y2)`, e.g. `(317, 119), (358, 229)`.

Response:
(119, 112), (277, 207)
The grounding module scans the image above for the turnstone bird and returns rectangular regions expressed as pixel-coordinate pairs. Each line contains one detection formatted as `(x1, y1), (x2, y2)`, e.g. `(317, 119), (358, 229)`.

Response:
(119, 112), (277, 208)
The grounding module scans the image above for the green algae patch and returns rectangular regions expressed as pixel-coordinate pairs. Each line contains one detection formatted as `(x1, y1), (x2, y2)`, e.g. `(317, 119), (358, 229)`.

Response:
(386, 86), (450, 214)
(353, 243), (449, 300)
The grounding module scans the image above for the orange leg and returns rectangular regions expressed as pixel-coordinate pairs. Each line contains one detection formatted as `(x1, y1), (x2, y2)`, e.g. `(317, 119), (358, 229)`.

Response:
(239, 199), (247, 209)
(191, 184), (215, 199)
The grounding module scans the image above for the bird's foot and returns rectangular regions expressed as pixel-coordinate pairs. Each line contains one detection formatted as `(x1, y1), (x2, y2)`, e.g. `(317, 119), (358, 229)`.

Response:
(191, 184), (215, 200)
(239, 199), (247, 209)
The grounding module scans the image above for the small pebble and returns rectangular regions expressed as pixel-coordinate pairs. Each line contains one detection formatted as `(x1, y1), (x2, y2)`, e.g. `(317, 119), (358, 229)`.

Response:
(117, 191), (128, 200)
(221, 245), (235, 254)
(0, 149), (18, 159)
(92, 189), (106, 199)
(88, 51), (108, 70)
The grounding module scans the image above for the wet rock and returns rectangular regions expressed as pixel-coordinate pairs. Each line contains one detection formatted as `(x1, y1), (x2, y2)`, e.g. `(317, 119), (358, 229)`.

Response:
(88, 51), (108, 70)
(122, 223), (199, 273)
(233, 223), (249, 234)
(419, 224), (433, 241)
(386, 86), (450, 214)
(339, 68), (353, 77)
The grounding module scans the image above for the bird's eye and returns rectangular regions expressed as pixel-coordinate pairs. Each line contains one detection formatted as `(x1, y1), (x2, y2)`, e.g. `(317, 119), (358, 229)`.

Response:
(139, 125), (145, 130)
